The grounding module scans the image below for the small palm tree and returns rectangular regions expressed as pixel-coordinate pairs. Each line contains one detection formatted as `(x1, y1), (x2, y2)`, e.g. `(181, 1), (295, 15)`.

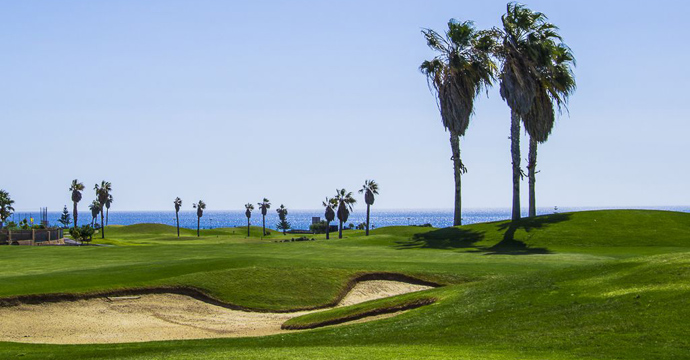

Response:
(174, 197), (182, 237)
(244, 203), (254, 237)
(0, 190), (15, 229)
(334, 189), (356, 239)
(258, 198), (271, 236)
(105, 194), (113, 226)
(358, 180), (379, 236)
(94, 181), (112, 238)
(276, 204), (290, 235)
(420, 19), (495, 226)
(322, 197), (336, 240)
(193, 200), (206, 237)
(89, 200), (100, 227)
(69, 179), (85, 228)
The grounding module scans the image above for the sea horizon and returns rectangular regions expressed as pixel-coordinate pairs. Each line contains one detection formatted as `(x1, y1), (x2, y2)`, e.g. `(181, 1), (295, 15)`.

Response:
(13, 205), (690, 231)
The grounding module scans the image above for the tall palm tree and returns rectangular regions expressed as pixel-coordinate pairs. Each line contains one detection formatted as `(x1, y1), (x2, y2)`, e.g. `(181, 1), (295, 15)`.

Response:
(69, 179), (85, 228)
(420, 19), (495, 226)
(334, 189), (356, 239)
(0, 190), (15, 229)
(257, 198), (271, 236)
(174, 197), (182, 237)
(89, 200), (100, 227)
(105, 194), (113, 226)
(493, 3), (560, 221)
(276, 204), (289, 235)
(358, 180), (380, 235)
(322, 197), (336, 240)
(94, 181), (112, 238)
(522, 41), (576, 217)
(244, 203), (254, 237)
(193, 200), (206, 237)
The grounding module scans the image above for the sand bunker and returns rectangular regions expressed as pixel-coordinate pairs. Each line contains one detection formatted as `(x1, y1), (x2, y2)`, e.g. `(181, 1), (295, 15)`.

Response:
(0, 280), (433, 344)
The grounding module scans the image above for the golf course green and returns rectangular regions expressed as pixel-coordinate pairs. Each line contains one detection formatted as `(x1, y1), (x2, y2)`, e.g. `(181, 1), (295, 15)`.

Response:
(0, 209), (688, 359)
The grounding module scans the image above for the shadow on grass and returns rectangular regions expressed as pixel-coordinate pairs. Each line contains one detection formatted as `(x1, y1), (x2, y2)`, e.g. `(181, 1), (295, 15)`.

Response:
(395, 213), (572, 255)
(394, 227), (485, 250)
(483, 213), (572, 255)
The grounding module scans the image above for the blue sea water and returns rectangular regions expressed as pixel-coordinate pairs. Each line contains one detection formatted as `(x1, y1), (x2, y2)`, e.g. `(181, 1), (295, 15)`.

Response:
(18, 206), (690, 231)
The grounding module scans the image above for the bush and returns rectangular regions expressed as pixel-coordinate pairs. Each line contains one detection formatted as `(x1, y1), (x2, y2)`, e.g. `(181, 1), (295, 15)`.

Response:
(356, 222), (366, 230)
(70, 225), (95, 245)
(309, 221), (329, 234)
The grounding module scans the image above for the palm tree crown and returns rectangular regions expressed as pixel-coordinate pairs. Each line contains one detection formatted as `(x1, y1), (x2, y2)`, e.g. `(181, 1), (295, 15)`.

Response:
(174, 197), (182, 212)
(70, 179), (85, 203)
(94, 181), (112, 206)
(420, 19), (495, 139)
(89, 200), (100, 223)
(358, 179), (379, 206)
(495, 3), (562, 117)
(245, 203), (254, 218)
(334, 189), (356, 223)
(322, 197), (336, 223)
(193, 200), (206, 218)
(258, 198), (271, 216)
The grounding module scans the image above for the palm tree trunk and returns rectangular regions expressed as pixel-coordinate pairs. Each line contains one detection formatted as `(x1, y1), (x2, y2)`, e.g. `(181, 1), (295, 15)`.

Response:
(100, 209), (105, 238)
(262, 215), (266, 236)
(366, 204), (371, 236)
(247, 218), (250, 237)
(528, 136), (538, 218)
(197, 217), (200, 237)
(326, 221), (330, 239)
(73, 202), (78, 228)
(106, 208), (109, 226)
(338, 220), (343, 239)
(450, 131), (462, 226)
(510, 110), (521, 221)
(176, 212), (180, 237)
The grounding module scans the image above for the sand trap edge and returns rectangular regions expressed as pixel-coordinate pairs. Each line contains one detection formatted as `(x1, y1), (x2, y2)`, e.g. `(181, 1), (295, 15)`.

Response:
(0, 272), (442, 313)
(281, 297), (438, 330)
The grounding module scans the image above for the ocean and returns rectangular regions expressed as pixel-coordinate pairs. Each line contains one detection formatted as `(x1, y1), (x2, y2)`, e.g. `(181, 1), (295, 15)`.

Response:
(13, 206), (690, 230)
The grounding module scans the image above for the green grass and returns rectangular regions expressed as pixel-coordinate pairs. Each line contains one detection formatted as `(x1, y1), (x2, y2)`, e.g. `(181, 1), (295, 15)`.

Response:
(0, 209), (689, 359)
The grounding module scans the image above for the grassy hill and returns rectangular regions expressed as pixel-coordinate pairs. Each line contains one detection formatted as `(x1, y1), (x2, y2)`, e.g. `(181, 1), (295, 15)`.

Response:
(0, 209), (688, 359)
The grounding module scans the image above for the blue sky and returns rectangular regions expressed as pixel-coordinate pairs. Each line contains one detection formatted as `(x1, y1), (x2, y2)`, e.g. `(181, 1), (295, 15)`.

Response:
(1, 0), (688, 211)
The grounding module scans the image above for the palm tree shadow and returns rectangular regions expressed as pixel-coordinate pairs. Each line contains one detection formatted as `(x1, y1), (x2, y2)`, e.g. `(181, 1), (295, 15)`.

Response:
(483, 213), (572, 255)
(395, 227), (485, 250)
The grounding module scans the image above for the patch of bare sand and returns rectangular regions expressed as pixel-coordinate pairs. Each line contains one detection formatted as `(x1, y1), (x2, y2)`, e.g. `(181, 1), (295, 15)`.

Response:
(0, 280), (433, 344)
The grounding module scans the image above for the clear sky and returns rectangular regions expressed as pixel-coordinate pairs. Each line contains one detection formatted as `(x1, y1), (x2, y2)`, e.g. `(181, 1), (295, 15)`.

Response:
(1, 0), (688, 211)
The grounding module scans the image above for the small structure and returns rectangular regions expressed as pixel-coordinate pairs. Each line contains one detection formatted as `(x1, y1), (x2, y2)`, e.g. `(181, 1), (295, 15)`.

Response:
(0, 228), (64, 246)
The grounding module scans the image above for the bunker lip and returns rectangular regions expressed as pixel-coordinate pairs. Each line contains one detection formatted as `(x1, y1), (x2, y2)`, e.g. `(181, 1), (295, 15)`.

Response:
(0, 278), (438, 344)
(280, 297), (438, 330)
(0, 272), (442, 312)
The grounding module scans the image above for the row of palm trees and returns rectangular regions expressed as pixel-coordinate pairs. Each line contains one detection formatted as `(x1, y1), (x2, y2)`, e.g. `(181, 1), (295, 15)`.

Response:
(69, 179), (113, 238)
(172, 179), (379, 239)
(321, 180), (380, 239)
(421, 3), (576, 225)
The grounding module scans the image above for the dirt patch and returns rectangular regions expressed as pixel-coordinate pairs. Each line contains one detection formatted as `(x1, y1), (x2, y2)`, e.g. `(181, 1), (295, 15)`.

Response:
(0, 280), (433, 344)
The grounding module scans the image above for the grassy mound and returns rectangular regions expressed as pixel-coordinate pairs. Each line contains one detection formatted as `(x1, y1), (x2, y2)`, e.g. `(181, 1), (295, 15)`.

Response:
(380, 210), (690, 251)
